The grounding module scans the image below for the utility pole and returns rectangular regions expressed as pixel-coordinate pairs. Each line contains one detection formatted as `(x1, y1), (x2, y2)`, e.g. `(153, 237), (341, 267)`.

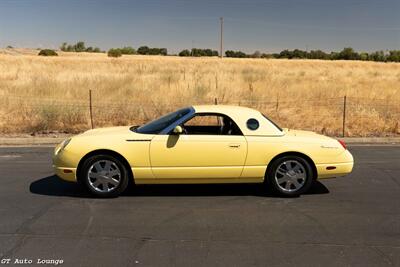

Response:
(220, 17), (223, 58)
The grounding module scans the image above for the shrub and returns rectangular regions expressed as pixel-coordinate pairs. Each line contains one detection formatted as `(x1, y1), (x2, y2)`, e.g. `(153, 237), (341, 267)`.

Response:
(38, 49), (58, 56)
(107, 48), (122, 57)
(35, 105), (61, 130)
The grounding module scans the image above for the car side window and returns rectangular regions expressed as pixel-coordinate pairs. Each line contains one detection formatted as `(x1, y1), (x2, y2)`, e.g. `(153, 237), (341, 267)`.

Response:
(182, 114), (242, 135)
(246, 118), (259, 130)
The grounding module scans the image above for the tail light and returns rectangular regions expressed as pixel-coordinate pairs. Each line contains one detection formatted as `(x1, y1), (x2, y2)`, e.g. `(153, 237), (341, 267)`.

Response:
(338, 139), (347, 150)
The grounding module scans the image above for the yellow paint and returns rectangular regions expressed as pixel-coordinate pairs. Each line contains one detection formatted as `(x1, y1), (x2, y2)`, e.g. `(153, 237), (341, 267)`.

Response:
(53, 105), (354, 184)
(150, 135), (247, 178)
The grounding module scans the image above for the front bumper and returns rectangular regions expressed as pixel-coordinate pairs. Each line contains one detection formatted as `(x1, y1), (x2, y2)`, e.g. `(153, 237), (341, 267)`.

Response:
(53, 166), (77, 182)
(52, 143), (79, 182)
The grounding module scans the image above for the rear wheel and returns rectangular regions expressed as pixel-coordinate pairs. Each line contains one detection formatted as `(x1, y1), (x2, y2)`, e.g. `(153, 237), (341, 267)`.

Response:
(267, 155), (314, 197)
(81, 154), (129, 198)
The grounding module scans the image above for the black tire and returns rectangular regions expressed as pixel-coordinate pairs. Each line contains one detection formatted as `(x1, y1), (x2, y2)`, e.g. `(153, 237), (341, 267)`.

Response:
(80, 154), (129, 198)
(266, 155), (314, 197)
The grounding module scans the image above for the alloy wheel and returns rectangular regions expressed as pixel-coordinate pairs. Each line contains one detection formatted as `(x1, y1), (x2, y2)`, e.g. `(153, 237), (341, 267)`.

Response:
(274, 160), (307, 192)
(87, 160), (121, 193)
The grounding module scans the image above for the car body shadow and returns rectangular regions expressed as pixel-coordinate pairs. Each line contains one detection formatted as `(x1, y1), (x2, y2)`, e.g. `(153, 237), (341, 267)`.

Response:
(30, 175), (329, 198)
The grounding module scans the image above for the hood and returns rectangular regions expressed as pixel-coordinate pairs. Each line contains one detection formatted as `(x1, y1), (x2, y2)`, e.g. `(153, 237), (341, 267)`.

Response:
(77, 126), (155, 140)
(80, 126), (132, 136)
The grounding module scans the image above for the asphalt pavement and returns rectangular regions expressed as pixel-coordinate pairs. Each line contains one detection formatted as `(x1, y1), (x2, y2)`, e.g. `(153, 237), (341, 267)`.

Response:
(0, 146), (399, 267)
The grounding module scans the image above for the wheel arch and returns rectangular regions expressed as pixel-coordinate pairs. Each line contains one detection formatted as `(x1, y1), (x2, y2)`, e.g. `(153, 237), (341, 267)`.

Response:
(76, 149), (134, 184)
(265, 151), (318, 180)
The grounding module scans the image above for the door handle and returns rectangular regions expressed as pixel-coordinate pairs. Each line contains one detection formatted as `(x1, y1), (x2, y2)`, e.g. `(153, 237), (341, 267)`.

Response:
(229, 143), (241, 148)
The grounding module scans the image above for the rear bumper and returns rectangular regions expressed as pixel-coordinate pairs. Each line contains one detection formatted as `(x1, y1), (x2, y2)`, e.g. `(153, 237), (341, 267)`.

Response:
(316, 149), (354, 179)
(53, 165), (77, 182)
(316, 162), (354, 179)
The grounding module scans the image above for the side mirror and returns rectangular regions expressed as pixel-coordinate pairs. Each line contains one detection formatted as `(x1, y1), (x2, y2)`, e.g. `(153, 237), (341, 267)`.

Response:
(173, 125), (183, 134)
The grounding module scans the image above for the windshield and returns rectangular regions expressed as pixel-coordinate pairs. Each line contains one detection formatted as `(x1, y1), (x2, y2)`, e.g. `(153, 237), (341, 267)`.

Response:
(262, 113), (283, 132)
(134, 108), (191, 134)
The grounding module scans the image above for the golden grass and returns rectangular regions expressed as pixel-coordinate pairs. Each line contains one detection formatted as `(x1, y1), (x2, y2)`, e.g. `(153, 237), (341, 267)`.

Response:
(0, 50), (399, 136)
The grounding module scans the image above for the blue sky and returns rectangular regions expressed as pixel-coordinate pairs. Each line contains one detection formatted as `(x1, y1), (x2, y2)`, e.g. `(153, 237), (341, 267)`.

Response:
(0, 0), (399, 53)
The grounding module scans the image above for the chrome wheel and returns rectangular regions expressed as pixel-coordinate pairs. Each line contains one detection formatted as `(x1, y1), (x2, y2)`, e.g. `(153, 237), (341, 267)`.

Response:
(274, 160), (307, 192)
(87, 160), (121, 193)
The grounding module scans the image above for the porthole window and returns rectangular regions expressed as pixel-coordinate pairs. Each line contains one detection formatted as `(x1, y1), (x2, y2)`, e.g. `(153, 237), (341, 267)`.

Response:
(246, 118), (259, 130)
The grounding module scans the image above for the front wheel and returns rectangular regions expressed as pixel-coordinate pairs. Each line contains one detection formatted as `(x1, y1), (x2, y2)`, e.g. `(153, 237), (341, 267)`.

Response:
(80, 154), (129, 198)
(267, 156), (314, 197)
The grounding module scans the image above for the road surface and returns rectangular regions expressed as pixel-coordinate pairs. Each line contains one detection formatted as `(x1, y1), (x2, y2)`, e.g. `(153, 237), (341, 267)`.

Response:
(0, 146), (399, 266)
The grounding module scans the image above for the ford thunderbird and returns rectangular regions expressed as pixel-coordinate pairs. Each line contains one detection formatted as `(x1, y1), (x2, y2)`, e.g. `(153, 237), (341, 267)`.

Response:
(53, 105), (353, 197)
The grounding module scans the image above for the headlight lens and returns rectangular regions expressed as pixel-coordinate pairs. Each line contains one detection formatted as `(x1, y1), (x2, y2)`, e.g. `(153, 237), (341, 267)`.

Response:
(55, 138), (71, 155)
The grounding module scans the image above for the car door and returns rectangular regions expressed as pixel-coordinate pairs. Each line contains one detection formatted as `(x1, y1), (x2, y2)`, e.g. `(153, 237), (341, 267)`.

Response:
(149, 114), (247, 181)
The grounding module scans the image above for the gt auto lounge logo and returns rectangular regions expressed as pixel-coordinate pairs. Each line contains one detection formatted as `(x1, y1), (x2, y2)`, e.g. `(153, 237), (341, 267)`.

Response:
(1, 258), (63, 265)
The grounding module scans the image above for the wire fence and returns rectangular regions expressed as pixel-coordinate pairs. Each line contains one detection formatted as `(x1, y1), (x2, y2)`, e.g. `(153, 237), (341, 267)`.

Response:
(1, 91), (399, 137)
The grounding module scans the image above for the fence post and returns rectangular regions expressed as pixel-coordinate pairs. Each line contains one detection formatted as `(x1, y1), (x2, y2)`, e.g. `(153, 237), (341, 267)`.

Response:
(214, 97), (218, 105)
(89, 90), (94, 129)
(342, 95), (347, 137)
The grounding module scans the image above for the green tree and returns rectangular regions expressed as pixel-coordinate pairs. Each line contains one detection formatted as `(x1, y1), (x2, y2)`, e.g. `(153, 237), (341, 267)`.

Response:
(308, 50), (329, 60)
(160, 48), (167, 55)
(387, 50), (400, 62)
(368, 51), (385, 62)
(120, 46), (136, 55)
(179, 49), (190, 56)
(359, 52), (369, 61)
(225, 50), (247, 58)
(252, 51), (261, 58)
(107, 48), (122, 57)
(60, 42), (67, 51)
(74, 41), (86, 52)
(66, 45), (74, 52)
(137, 46), (150, 55)
(337, 47), (359, 60)
(278, 50), (291, 58)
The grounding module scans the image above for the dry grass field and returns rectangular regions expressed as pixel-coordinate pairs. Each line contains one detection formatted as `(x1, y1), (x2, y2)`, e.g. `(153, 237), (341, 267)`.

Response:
(0, 49), (399, 136)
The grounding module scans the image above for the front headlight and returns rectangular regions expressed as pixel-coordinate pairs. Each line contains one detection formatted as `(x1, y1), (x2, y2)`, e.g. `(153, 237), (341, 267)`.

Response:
(55, 138), (71, 155)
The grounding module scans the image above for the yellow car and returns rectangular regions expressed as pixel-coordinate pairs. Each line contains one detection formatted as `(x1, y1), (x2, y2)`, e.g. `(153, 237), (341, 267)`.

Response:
(53, 105), (353, 197)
